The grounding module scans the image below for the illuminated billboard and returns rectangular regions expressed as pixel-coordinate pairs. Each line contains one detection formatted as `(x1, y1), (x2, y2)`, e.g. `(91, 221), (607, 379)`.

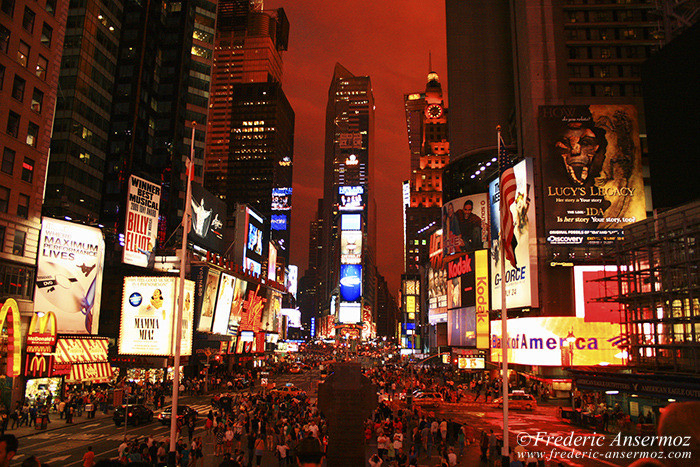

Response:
(442, 193), (489, 257)
(338, 132), (363, 149)
(448, 307), (476, 347)
(446, 250), (489, 310)
(428, 230), (447, 324)
(34, 218), (105, 334)
(538, 105), (646, 247)
(338, 302), (361, 324)
(123, 175), (160, 267)
(227, 278), (248, 333)
(190, 183), (226, 253)
(211, 273), (236, 335)
(263, 289), (282, 332)
(339, 186), (364, 211)
(490, 317), (626, 366)
(340, 264), (362, 302)
(489, 158), (539, 309)
(340, 231), (362, 264)
(286, 265), (298, 299)
(341, 213), (361, 231)
(267, 242), (277, 281)
(271, 187), (292, 211)
(247, 223), (263, 256)
(119, 276), (194, 356)
(271, 214), (288, 231)
(196, 267), (220, 332)
(240, 284), (267, 331)
(574, 265), (621, 323)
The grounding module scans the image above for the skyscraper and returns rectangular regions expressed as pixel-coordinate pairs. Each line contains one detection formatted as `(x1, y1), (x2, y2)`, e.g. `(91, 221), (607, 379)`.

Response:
(204, 1), (293, 264)
(42, 0), (123, 223)
(319, 63), (376, 330)
(403, 70), (448, 274)
(0, 0), (68, 312)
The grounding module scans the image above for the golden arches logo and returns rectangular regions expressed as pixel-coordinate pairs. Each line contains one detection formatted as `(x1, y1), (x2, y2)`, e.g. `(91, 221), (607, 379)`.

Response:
(27, 355), (47, 377)
(29, 311), (57, 335)
(0, 298), (22, 377)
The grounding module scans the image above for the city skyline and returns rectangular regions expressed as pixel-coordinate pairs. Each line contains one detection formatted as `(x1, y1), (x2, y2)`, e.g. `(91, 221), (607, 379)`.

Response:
(266, 0), (448, 293)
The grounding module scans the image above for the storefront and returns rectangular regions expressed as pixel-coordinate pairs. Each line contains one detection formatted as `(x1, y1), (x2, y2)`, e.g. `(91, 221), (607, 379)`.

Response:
(23, 354), (70, 404)
(55, 336), (114, 390)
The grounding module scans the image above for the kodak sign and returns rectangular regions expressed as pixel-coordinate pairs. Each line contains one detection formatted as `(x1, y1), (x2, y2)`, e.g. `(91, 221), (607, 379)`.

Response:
(0, 299), (22, 377)
(27, 311), (58, 353)
(447, 254), (473, 280)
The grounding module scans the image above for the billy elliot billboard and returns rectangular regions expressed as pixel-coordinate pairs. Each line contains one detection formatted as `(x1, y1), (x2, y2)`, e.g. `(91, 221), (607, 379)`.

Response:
(538, 105), (646, 247)
(489, 159), (539, 309)
(123, 175), (161, 267)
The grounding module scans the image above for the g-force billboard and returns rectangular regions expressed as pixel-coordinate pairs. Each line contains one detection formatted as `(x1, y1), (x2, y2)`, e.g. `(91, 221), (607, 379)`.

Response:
(489, 159), (538, 309)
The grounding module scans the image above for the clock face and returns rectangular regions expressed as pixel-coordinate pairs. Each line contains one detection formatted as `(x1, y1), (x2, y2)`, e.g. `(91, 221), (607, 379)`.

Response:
(426, 104), (443, 119)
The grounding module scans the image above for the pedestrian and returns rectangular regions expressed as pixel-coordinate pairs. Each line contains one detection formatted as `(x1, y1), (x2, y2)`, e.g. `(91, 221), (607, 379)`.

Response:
(480, 429), (489, 462)
(276, 439), (289, 467)
(369, 453), (383, 467)
(82, 446), (95, 467)
(254, 435), (265, 466)
(0, 434), (18, 467)
(58, 400), (66, 419)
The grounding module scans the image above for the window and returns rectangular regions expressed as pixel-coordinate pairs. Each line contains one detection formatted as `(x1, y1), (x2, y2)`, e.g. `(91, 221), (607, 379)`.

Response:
(18, 40), (30, 67)
(0, 262), (34, 298)
(6, 111), (19, 138)
(1, 147), (14, 174)
(16, 193), (29, 218)
(31, 88), (43, 112)
(0, 186), (8, 212)
(45, 0), (56, 16)
(22, 6), (34, 32)
(0, 0), (13, 17)
(35, 55), (48, 79)
(0, 24), (9, 54)
(21, 157), (34, 182)
(0, 226), (4, 252)
(26, 122), (38, 147)
(11, 75), (25, 101)
(12, 229), (25, 255)
(0, 64), (4, 89)
(41, 23), (52, 47)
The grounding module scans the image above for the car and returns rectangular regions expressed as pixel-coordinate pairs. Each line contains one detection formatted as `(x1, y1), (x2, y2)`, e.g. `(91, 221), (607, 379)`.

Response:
(413, 392), (444, 407)
(492, 391), (538, 411)
(113, 404), (153, 427)
(301, 364), (312, 371)
(158, 405), (198, 425)
(271, 384), (304, 398)
(289, 365), (301, 374)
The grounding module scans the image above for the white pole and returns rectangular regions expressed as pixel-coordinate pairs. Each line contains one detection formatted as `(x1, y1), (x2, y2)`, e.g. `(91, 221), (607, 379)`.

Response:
(169, 122), (195, 464)
(498, 126), (510, 461)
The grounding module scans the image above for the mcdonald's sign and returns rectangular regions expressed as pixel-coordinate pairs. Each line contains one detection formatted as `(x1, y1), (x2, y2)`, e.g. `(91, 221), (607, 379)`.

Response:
(25, 354), (49, 378)
(0, 299), (21, 377)
(27, 311), (58, 353)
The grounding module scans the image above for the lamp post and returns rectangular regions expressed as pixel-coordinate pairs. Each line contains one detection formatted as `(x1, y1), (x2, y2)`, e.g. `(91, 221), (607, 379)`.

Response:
(168, 122), (195, 466)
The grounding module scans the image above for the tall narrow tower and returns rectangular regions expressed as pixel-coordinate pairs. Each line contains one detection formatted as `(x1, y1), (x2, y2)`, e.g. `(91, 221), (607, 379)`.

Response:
(320, 64), (375, 332)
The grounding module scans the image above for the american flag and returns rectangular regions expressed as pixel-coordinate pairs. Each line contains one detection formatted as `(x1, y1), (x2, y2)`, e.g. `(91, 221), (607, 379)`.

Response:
(498, 134), (517, 268)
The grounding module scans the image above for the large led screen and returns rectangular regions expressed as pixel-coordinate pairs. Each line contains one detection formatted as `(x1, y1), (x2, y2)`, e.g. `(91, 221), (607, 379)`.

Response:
(489, 158), (539, 309)
(340, 264), (362, 302)
(442, 193), (489, 257)
(538, 105), (646, 247)
(339, 186), (364, 211)
(340, 231), (362, 264)
(448, 307), (476, 347)
(490, 317), (626, 366)
(227, 278), (248, 334)
(123, 175), (160, 267)
(34, 218), (105, 334)
(338, 302), (361, 324)
(271, 187), (292, 210)
(119, 276), (194, 356)
(211, 273), (236, 335)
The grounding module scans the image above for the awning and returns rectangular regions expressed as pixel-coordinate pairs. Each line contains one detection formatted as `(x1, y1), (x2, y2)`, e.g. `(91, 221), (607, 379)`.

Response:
(66, 362), (113, 383)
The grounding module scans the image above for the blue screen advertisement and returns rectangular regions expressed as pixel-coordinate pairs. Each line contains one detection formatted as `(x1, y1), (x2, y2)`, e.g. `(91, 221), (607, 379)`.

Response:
(271, 214), (288, 231)
(340, 264), (362, 302)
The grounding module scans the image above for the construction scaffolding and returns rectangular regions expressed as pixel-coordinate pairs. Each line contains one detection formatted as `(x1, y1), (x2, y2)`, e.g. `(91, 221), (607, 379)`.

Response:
(595, 201), (700, 374)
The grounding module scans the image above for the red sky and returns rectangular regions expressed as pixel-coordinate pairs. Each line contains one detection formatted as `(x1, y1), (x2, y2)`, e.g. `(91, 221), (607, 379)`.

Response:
(266, 0), (447, 294)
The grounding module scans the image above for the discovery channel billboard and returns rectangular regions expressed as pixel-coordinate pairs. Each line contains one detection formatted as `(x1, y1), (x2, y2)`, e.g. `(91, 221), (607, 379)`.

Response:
(538, 105), (646, 247)
(489, 158), (539, 309)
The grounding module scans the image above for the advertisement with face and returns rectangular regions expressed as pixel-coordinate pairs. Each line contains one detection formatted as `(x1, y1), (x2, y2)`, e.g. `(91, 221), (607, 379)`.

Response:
(195, 267), (220, 332)
(340, 231), (362, 264)
(211, 273), (236, 335)
(442, 193), (489, 257)
(119, 276), (194, 356)
(448, 307), (476, 347)
(489, 158), (539, 309)
(263, 290), (282, 332)
(491, 317), (626, 367)
(428, 265), (447, 324)
(271, 187), (292, 210)
(286, 265), (298, 299)
(123, 175), (161, 267)
(34, 218), (105, 334)
(539, 105), (646, 247)
(227, 278), (248, 334)
(189, 183), (226, 253)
